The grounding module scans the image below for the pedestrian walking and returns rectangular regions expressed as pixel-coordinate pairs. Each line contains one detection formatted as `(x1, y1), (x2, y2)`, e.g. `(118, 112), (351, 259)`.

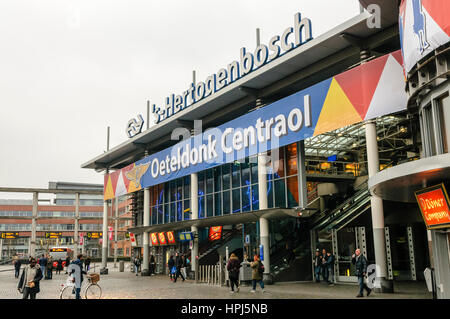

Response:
(250, 255), (265, 293)
(133, 256), (141, 276)
(226, 253), (241, 293)
(56, 258), (63, 275)
(321, 249), (328, 283)
(149, 255), (156, 275)
(68, 254), (87, 300)
(38, 254), (47, 279)
(46, 255), (53, 279)
(352, 248), (372, 297)
(173, 253), (185, 283)
(168, 255), (175, 281)
(326, 251), (335, 285)
(64, 256), (71, 274)
(13, 256), (22, 279)
(17, 257), (43, 299)
(313, 249), (321, 283)
(85, 256), (91, 272)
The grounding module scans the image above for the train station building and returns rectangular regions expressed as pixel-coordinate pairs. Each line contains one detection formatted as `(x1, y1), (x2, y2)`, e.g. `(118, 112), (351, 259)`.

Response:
(82, 0), (450, 298)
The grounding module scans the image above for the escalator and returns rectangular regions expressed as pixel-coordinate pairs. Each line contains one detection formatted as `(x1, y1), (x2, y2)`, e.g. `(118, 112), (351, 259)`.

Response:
(197, 225), (243, 265)
(310, 182), (371, 232)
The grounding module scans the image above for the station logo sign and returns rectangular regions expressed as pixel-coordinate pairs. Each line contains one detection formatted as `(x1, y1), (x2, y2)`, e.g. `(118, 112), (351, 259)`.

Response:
(415, 183), (450, 230)
(178, 232), (193, 242)
(126, 114), (144, 138)
(151, 12), (313, 125)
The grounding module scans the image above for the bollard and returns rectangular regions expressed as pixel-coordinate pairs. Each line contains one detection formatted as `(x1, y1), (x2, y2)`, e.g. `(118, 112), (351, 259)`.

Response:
(119, 260), (124, 272)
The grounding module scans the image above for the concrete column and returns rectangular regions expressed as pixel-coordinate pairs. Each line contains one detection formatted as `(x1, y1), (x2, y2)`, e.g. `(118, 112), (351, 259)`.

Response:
(430, 230), (450, 299)
(258, 152), (272, 284)
(101, 199), (109, 274)
(142, 188), (150, 275)
(114, 196), (118, 268)
(190, 173), (199, 278)
(30, 192), (38, 258)
(365, 121), (392, 292)
(296, 140), (308, 209)
(0, 238), (3, 261)
(74, 193), (80, 258)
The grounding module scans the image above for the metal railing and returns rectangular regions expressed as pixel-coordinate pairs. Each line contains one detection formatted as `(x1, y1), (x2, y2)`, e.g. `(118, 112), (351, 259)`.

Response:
(196, 264), (223, 286)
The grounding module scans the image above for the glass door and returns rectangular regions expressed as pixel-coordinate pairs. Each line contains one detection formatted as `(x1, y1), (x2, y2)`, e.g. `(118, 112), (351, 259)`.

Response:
(336, 227), (357, 282)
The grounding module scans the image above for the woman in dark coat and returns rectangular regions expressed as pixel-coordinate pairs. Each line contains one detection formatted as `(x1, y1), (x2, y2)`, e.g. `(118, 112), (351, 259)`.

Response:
(226, 253), (241, 293)
(56, 258), (63, 274)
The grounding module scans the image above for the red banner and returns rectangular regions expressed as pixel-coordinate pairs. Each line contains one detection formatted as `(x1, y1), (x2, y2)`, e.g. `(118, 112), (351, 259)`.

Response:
(150, 233), (159, 246)
(166, 231), (176, 245)
(415, 184), (450, 230)
(158, 232), (167, 245)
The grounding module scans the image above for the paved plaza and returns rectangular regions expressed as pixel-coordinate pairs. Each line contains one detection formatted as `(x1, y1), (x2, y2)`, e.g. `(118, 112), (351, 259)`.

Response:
(0, 263), (432, 299)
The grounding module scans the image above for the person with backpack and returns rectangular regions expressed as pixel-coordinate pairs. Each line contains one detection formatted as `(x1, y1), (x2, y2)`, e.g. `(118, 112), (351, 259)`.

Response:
(226, 253), (241, 293)
(250, 254), (265, 293)
(133, 256), (141, 276)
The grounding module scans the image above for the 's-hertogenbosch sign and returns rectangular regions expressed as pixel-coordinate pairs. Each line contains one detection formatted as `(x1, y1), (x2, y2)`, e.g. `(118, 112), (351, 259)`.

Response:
(151, 12), (313, 124)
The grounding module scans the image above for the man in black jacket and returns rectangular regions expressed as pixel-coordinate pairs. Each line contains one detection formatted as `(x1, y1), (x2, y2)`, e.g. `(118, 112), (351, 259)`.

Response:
(173, 253), (185, 283)
(352, 249), (372, 297)
(18, 257), (43, 299)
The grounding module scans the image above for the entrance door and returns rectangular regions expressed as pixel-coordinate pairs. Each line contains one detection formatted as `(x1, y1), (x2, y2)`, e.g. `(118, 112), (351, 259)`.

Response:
(336, 227), (357, 282)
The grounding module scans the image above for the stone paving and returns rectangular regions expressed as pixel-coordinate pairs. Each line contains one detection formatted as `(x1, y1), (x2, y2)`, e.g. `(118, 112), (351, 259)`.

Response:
(0, 263), (432, 299)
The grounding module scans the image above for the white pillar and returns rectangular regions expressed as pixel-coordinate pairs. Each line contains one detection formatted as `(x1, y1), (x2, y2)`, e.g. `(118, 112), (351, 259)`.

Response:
(30, 192), (38, 258)
(142, 188), (150, 275)
(258, 152), (272, 284)
(365, 121), (392, 292)
(114, 196), (118, 268)
(101, 199), (109, 273)
(74, 193), (80, 258)
(190, 173), (199, 277)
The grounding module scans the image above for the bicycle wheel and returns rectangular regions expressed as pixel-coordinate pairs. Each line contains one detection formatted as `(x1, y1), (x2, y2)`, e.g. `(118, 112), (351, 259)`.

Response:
(60, 286), (76, 299)
(85, 283), (102, 299)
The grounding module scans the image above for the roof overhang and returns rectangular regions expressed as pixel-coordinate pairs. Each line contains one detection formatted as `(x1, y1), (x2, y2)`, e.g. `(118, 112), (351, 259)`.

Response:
(368, 153), (450, 203)
(82, 11), (400, 172)
(128, 208), (297, 235)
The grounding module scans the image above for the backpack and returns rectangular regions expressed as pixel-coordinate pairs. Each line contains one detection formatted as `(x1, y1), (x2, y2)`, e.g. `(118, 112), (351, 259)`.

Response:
(258, 262), (264, 275)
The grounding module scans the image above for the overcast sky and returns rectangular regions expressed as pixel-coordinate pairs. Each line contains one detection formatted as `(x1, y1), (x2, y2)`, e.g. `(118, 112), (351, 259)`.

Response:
(0, 0), (360, 200)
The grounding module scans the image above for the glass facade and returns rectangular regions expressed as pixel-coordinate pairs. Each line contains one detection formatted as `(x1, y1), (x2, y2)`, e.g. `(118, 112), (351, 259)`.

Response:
(143, 143), (301, 225)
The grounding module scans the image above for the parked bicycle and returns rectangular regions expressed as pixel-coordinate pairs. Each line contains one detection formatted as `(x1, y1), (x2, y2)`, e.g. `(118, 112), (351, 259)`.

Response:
(59, 273), (102, 299)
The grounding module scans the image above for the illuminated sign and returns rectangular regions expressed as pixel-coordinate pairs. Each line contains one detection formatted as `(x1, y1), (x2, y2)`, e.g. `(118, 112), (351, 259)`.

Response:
(1, 232), (19, 239)
(150, 233), (159, 246)
(87, 232), (103, 239)
(104, 51), (407, 201)
(158, 232), (167, 245)
(166, 231), (176, 245)
(178, 232), (193, 242)
(45, 232), (62, 239)
(415, 184), (450, 230)
(50, 248), (67, 252)
(152, 12), (313, 125)
(208, 226), (222, 241)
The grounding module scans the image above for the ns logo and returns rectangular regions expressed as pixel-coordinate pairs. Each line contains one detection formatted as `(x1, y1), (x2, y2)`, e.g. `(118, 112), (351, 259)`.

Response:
(126, 114), (144, 138)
